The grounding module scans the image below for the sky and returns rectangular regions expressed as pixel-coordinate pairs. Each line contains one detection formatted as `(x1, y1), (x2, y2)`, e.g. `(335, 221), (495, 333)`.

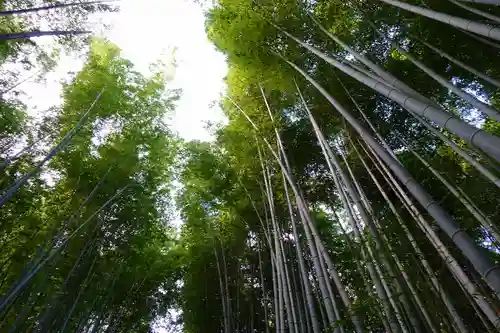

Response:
(105, 0), (228, 141)
(20, 0), (228, 142)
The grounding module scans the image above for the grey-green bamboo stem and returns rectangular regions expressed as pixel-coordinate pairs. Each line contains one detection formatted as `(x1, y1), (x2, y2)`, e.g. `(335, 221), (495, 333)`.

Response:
(286, 58), (500, 299)
(373, 27), (500, 121)
(296, 85), (400, 333)
(379, 0), (500, 41)
(449, 0), (500, 24)
(258, 243), (271, 333)
(283, 175), (321, 333)
(401, 137), (500, 245)
(310, 15), (426, 102)
(338, 143), (437, 332)
(351, 140), (469, 333)
(214, 247), (229, 333)
(458, 0), (500, 5)
(361, 141), (500, 328)
(278, 33), (500, 163)
(232, 95), (365, 333)
(411, 112), (500, 189)
(417, 37), (500, 89)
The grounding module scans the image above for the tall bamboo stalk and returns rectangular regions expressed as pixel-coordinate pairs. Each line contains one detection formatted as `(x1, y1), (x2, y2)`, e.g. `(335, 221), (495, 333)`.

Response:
(285, 59), (500, 298)
(410, 111), (500, 189)
(449, 0), (500, 24)
(309, 15), (427, 103)
(379, 0), (500, 41)
(295, 84), (401, 332)
(283, 173), (321, 333)
(258, 243), (271, 333)
(0, 184), (129, 313)
(278, 32), (500, 162)
(400, 137), (500, 246)
(457, 0), (500, 5)
(0, 89), (103, 208)
(339, 144), (439, 333)
(361, 140), (500, 328)
(372, 25), (500, 121)
(350, 139), (469, 333)
(259, 86), (339, 331)
(416, 37), (500, 89)
(214, 246), (230, 333)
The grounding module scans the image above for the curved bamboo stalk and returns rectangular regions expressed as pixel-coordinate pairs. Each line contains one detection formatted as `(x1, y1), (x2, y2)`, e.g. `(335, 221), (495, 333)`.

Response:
(379, 0), (500, 41)
(286, 59), (500, 300)
(283, 174), (321, 333)
(449, 0), (500, 24)
(410, 112), (500, 189)
(458, 0), (500, 4)
(373, 26), (500, 121)
(400, 137), (500, 245)
(310, 15), (427, 102)
(361, 141), (500, 328)
(277, 32), (500, 163)
(0, 89), (103, 208)
(351, 140), (469, 333)
(416, 37), (500, 89)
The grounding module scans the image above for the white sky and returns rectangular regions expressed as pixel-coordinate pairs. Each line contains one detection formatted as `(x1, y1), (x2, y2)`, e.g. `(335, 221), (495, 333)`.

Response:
(19, 0), (228, 142)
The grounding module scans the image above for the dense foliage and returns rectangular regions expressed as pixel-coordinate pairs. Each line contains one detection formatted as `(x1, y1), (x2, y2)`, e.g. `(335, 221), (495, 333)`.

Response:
(177, 1), (500, 333)
(2, 0), (500, 332)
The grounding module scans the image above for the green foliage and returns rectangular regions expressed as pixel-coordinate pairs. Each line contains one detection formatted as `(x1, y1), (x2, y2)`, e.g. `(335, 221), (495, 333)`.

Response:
(0, 39), (181, 332)
(2, 0), (500, 332)
(178, 0), (500, 332)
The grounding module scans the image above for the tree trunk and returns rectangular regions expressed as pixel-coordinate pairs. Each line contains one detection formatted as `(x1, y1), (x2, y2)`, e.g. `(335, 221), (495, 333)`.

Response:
(417, 37), (500, 89)
(279, 34), (500, 163)
(0, 89), (103, 208)
(287, 59), (500, 299)
(0, 30), (90, 41)
(379, 0), (500, 41)
(361, 141), (500, 329)
(0, 1), (110, 17)
(449, 0), (500, 24)
(351, 140), (469, 333)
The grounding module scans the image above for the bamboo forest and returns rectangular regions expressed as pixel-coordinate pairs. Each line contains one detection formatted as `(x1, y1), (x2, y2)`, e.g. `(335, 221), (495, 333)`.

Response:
(4, 0), (500, 332)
